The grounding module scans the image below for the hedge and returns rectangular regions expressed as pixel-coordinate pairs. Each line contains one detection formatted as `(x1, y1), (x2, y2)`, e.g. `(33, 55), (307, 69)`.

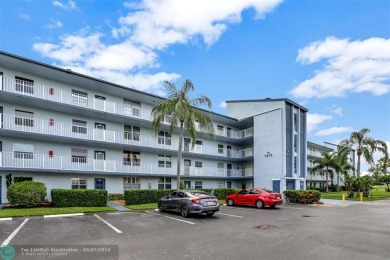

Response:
(124, 188), (240, 205)
(51, 189), (108, 207)
(7, 181), (47, 207)
(283, 190), (321, 204)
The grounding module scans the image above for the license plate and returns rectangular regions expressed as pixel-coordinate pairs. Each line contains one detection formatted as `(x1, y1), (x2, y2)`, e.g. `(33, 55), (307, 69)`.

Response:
(206, 202), (215, 206)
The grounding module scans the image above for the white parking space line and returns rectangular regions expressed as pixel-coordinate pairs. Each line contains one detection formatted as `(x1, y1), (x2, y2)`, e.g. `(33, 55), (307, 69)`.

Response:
(281, 206), (304, 210)
(44, 213), (84, 218)
(0, 218), (12, 221)
(222, 207), (276, 213)
(1, 218), (29, 247)
(93, 214), (122, 234)
(146, 211), (195, 225)
(216, 213), (243, 218)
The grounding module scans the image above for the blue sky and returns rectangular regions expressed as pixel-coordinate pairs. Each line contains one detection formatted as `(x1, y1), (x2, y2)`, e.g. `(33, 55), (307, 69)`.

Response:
(0, 0), (389, 171)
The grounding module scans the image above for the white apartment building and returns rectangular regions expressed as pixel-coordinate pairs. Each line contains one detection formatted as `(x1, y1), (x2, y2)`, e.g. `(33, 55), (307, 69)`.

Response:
(0, 51), (307, 203)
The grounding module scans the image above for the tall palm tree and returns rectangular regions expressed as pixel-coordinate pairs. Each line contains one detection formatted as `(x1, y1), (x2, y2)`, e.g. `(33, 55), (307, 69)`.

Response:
(340, 128), (376, 177)
(376, 141), (389, 175)
(151, 80), (214, 189)
(312, 151), (338, 192)
(333, 146), (354, 192)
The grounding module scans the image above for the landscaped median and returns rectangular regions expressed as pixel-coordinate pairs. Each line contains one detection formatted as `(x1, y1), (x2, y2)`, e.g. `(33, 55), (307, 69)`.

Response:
(0, 207), (117, 218)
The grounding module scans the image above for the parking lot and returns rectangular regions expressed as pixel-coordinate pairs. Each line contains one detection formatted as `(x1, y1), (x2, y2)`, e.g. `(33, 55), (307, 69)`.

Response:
(1, 201), (390, 260)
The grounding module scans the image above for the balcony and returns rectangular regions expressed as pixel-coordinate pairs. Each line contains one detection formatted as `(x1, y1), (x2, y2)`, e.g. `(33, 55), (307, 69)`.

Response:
(0, 113), (253, 159)
(1, 75), (253, 140)
(0, 152), (253, 178)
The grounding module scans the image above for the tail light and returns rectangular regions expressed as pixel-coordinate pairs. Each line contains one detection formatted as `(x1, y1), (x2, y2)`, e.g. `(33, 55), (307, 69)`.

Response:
(192, 198), (201, 204)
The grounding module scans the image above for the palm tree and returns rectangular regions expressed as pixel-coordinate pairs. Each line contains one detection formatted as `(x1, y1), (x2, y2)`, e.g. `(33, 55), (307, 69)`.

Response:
(312, 151), (338, 192)
(376, 141), (389, 175)
(333, 146), (354, 192)
(151, 80), (214, 189)
(340, 128), (376, 178)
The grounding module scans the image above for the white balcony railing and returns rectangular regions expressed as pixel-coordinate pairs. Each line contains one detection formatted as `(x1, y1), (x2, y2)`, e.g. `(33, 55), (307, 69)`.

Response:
(0, 152), (253, 177)
(2, 76), (253, 139)
(0, 113), (253, 159)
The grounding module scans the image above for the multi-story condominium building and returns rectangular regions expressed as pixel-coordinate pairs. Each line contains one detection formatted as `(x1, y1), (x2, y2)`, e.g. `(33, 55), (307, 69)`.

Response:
(0, 51), (307, 203)
(306, 141), (356, 189)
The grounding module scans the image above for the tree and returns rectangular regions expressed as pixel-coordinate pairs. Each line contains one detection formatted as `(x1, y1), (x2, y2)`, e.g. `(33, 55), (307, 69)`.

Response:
(312, 151), (338, 192)
(376, 141), (389, 176)
(151, 80), (214, 189)
(379, 175), (390, 192)
(333, 146), (354, 192)
(340, 128), (377, 178)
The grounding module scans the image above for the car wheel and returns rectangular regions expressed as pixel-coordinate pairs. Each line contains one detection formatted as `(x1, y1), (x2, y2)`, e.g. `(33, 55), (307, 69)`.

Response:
(158, 203), (164, 212)
(227, 199), (234, 206)
(206, 212), (214, 217)
(256, 200), (264, 209)
(181, 206), (190, 218)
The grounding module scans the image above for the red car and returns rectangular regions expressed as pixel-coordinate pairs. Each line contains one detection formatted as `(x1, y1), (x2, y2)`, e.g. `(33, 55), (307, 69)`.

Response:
(225, 188), (283, 209)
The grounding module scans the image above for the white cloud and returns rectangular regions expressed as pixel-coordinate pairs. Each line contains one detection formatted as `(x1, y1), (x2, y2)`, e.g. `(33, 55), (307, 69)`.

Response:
(315, 127), (353, 136)
(115, 0), (283, 49)
(52, 0), (77, 10)
(35, 0), (282, 94)
(292, 37), (390, 99)
(307, 113), (332, 132)
(46, 18), (63, 29)
(219, 101), (227, 109)
(19, 12), (30, 20)
(330, 105), (343, 116)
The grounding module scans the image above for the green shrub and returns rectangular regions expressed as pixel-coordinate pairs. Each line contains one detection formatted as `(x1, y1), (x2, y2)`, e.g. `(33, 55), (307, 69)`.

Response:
(108, 193), (125, 201)
(51, 189), (107, 207)
(124, 188), (240, 205)
(283, 190), (321, 204)
(7, 181), (47, 207)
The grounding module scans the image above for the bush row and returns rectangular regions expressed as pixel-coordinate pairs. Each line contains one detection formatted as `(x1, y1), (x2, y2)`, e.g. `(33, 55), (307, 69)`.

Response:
(124, 188), (239, 205)
(7, 181), (47, 207)
(51, 189), (108, 207)
(283, 190), (321, 204)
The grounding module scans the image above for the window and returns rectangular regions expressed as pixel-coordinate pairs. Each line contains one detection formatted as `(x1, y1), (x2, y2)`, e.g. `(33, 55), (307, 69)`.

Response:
(227, 181), (232, 188)
(124, 125), (140, 141)
(15, 76), (34, 94)
(123, 100), (141, 117)
(14, 177), (32, 183)
(71, 178), (87, 189)
(218, 144), (224, 154)
(195, 140), (202, 152)
(294, 113), (298, 132)
(195, 161), (202, 174)
(249, 189), (260, 194)
(217, 163), (224, 174)
(72, 119), (87, 134)
(217, 181), (224, 188)
(13, 143), (34, 159)
(294, 156), (297, 174)
(163, 112), (173, 123)
(71, 90), (88, 107)
(124, 177), (140, 189)
(15, 110), (34, 127)
(194, 181), (202, 189)
(294, 135), (298, 153)
(123, 151), (141, 166)
(71, 148), (87, 163)
(158, 177), (171, 189)
(217, 125), (224, 135)
(158, 131), (171, 145)
(158, 155), (172, 168)
(238, 190), (248, 195)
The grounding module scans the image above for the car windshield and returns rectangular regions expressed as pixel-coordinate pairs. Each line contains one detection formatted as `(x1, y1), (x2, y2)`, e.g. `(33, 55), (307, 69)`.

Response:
(188, 191), (213, 197)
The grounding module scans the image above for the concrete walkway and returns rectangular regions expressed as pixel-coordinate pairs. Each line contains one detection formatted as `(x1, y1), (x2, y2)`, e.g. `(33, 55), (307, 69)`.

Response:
(320, 199), (361, 205)
(107, 201), (132, 211)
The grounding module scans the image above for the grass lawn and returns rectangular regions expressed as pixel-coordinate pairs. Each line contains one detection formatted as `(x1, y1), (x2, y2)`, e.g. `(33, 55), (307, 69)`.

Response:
(321, 185), (390, 201)
(126, 199), (226, 210)
(0, 206), (117, 218)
